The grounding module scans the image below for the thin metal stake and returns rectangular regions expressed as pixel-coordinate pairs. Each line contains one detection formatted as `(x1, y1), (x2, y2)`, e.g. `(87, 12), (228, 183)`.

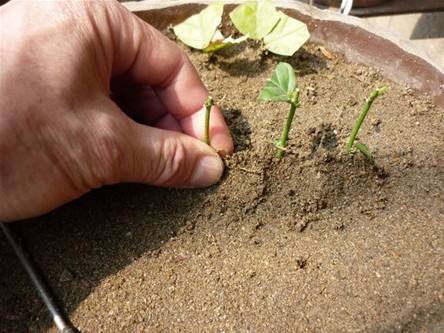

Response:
(1, 223), (77, 333)
(340, 0), (354, 15)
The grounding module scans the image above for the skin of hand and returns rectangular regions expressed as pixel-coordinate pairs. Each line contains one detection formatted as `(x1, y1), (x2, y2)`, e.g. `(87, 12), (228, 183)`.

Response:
(0, 0), (234, 222)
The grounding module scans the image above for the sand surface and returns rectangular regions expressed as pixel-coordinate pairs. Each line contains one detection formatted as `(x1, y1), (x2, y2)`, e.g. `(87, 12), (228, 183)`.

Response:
(1, 36), (443, 332)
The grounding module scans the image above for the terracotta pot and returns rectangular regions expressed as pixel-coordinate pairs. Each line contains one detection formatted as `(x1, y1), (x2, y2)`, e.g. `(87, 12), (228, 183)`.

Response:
(315, 0), (390, 8)
(123, 0), (443, 107)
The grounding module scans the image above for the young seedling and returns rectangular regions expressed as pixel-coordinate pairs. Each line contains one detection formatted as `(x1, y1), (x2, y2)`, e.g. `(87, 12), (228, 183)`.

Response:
(259, 62), (301, 159)
(173, 0), (309, 56)
(203, 96), (214, 145)
(347, 86), (388, 160)
(230, 0), (310, 56)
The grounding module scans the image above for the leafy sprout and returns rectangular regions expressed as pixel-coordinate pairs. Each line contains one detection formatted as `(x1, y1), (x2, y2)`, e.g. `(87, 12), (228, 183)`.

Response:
(347, 86), (388, 160)
(173, 2), (246, 53)
(173, 0), (310, 56)
(259, 62), (301, 159)
(230, 0), (310, 56)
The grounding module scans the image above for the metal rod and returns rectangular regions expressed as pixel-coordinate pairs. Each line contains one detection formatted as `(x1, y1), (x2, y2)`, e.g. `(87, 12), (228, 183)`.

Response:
(1, 223), (77, 333)
(340, 0), (354, 15)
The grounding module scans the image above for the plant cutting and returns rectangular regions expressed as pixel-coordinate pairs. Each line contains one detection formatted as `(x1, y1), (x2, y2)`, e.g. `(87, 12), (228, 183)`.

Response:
(203, 96), (214, 145)
(173, 2), (247, 53)
(347, 86), (388, 160)
(259, 62), (301, 159)
(230, 0), (310, 56)
(173, 0), (310, 56)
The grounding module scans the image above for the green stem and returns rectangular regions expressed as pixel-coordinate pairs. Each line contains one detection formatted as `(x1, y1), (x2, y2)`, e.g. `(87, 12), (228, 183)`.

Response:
(347, 86), (388, 153)
(203, 96), (213, 145)
(276, 91), (299, 159)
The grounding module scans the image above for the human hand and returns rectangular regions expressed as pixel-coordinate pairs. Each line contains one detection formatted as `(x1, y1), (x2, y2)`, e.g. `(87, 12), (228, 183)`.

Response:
(0, 0), (233, 221)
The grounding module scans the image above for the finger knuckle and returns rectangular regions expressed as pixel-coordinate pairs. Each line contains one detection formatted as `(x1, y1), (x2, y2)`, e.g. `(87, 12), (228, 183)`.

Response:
(154, 138), (190, 186)
(88, 113), (128, 186)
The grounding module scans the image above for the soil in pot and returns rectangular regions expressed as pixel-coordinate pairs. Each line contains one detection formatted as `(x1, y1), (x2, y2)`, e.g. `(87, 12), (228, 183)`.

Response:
(1, 27), (443, 333)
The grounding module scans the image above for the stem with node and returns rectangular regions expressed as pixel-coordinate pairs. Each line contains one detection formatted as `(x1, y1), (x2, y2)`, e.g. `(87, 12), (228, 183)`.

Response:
(347, 86), (388, 159)
(258, 62), (301, 160)
(275, 89), (300, 159)
(203, 96), (214, 145)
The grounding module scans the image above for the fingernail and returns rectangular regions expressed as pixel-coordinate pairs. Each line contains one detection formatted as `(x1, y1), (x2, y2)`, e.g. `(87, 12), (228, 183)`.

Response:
(190, 155), (224, 187)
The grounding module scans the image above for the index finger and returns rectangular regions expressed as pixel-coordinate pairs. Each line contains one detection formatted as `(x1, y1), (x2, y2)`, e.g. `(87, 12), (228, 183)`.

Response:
(118, 25), (206, 119)
(109, 4), (233, 153)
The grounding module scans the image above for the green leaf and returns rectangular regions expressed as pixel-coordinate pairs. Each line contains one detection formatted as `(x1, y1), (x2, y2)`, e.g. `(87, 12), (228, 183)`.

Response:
(258, 62), (297, 102)
(229, 0), (281, 40)
(354, 142), (373, 160)
(173, 2), (224, 49)
(203, 31), (248, 53)
(263, 12), (310, 56)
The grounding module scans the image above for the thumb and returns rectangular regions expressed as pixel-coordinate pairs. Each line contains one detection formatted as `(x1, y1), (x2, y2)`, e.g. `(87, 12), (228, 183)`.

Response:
(121, 121), (225, 188)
